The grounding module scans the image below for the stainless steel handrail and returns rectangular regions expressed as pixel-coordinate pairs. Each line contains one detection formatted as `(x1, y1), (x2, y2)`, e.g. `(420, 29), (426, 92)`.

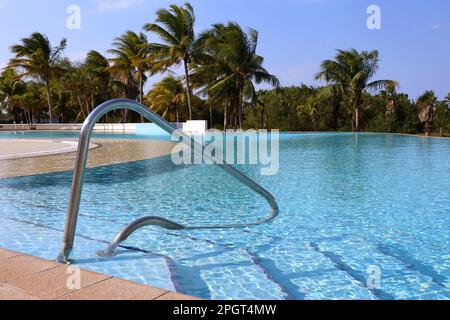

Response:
(57, 98), (279, 263)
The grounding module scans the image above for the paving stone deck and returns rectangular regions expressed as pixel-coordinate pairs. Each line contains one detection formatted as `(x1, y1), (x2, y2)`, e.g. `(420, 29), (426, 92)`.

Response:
(0, 248), (199, 300)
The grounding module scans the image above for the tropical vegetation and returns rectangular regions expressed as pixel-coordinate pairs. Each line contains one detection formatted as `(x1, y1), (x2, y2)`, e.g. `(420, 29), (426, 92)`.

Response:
(0, 2), (449, 136)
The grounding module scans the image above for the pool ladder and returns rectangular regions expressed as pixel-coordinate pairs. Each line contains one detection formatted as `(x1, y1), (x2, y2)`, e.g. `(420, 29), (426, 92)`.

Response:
(57, 99), (279, 263)
(13, 121), (25, 134)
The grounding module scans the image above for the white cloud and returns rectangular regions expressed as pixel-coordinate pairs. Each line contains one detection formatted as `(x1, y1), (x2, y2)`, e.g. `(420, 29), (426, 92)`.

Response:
(427, 24), (440, 30)
(67, 51), (89, 63)
(95, 0), (144, 13)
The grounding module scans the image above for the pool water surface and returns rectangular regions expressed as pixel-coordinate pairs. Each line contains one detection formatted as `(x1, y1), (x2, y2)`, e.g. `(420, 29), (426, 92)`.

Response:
(0, 133), (449, 299)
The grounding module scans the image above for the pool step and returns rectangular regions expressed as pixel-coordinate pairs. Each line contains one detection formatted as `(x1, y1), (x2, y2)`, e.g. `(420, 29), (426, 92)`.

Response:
(312, 235), (449, 300)
(253, 238), (376, 300)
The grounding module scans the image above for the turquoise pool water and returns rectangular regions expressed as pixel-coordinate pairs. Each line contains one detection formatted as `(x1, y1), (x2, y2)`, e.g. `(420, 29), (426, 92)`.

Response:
(0, 133), (449, 300)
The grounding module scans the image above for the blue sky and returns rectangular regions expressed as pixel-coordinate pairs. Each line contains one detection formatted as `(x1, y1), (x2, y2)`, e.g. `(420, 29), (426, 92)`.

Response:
(0, 0), (449, 99)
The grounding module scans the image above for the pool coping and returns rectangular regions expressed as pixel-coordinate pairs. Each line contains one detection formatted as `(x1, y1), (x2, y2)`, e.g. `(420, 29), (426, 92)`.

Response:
(0, 247), (200, 300)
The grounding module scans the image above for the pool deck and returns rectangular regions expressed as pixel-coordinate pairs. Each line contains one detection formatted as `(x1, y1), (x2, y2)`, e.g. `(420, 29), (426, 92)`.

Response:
(0, 140), (98, 160)
(0, 138), (175, 179)
(0, 247), (199, 300)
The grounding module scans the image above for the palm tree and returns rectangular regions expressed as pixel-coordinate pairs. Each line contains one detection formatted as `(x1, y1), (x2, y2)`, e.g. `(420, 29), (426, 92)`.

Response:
(8, 32), (66, 123)
(109, 31), (151, 122)
(0, 68), (26, 121)
(444, 93), (450, 106)
(108, 31), (150, 102)
(382, 82), (398, 132)
(144, 2), (199, 119)
(58, 59), (92, 120)
(85, 50), (111, 108)
(145, 76), (186, 122)
(252, 91), (268, 129)
(194, 22), (279, 129)
(13, 82), (45, 126)
(298, 97), (318, 131)
(316, 49), (398, 132)
(417, 90), (438, 136)
(317, 84), (345, 130)
(191, 55), (237, 129)
(0, 68), (23, 105)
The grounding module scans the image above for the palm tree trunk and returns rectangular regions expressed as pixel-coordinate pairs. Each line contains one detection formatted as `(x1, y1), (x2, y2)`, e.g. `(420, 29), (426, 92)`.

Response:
(24, 109), (30, 126)
(77, 97), (86, 120)
(85, 98), (90, 113)
(352, 94), (361, 132)
(425, 122), (432, 136)
(224, 101), (228, 130)
(260, 107), (266, 129)
(351, 111), (355, 132)
(355, 107), (360, 132)
(139, 76), (144, 104)
(183, 59), (193, 120)
(45, 80), (53, 123)
(332, 100), (339, 131)
(209, 105), (213, 129)
(123, 110), (128, 123)
(139, 76), (144, 123)
(232, 98), (237, 129)
(238, 86), (243, 130)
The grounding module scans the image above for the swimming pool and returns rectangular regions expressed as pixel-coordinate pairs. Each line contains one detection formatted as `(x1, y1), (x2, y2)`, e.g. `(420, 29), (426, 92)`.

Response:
(0, 133), (449, 299)
(0, 130), (171, 141)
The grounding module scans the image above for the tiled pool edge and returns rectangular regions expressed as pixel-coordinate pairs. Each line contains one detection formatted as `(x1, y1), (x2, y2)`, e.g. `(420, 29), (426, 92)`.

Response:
(0, 247), (201, 300)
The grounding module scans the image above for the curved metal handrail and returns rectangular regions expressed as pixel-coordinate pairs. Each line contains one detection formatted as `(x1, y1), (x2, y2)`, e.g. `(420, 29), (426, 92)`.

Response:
(58, 98), (279, 263)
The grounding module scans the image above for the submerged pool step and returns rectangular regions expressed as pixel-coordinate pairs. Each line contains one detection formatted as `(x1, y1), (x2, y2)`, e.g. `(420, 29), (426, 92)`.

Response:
(59, 99), (280, 263)
(311, 235), (449, 300)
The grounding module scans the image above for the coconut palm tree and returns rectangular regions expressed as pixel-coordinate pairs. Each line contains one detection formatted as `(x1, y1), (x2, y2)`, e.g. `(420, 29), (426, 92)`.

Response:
(108, 31), (150, 102)
(0, 68), (26, 120)
(12, 82), (45, 126)
(58, 59), (92, 120)
(8, 32), (66, 123)
(316, 49), (398, 132)
(85, 50), (111, 108)
(191, 51), (237, 129)
(316, 84), (345, 131)
(145, 76), (186, 122)
(298, 96), (319, 130)
(251, 91), (268, 129)
(194, 22), (279, 129)
(0, 68), (23, 106)
(144, 2), (200, 120)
